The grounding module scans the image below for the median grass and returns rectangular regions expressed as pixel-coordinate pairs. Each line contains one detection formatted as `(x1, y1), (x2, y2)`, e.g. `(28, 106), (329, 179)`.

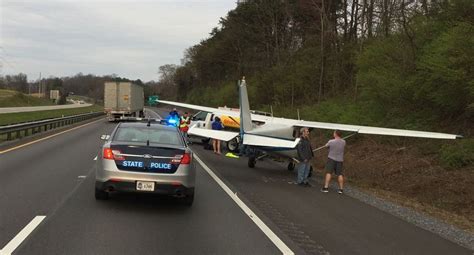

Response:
(0, 105), (104, 126)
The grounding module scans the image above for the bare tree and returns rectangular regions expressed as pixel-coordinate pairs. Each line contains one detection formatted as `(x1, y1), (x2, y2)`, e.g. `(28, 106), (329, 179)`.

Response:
(158, 64), (177, 86)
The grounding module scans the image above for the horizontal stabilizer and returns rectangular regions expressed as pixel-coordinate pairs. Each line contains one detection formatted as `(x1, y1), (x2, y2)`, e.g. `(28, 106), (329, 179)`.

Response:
(243, 134), (300, 148)
(188, 126), (239, 142)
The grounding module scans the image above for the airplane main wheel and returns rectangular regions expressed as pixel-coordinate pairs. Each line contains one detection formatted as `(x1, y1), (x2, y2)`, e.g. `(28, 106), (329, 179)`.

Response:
(227, 137), (239, 152)
(248, 156), (256, 168)
(287, 162), (295, 171)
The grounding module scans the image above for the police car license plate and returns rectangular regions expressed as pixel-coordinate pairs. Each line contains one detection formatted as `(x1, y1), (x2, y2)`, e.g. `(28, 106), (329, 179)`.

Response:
(136, 181), (155, 191)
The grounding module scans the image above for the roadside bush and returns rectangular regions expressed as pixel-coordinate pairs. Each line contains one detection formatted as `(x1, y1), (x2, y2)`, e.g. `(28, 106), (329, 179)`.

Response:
(439, 139), (474, 168)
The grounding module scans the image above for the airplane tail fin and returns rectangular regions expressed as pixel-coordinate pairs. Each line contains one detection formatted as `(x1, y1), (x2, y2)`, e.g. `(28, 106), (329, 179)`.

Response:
(239, 79), (253, 135)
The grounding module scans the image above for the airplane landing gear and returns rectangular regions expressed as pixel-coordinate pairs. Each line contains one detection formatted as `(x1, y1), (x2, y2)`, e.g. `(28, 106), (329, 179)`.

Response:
(248, 156), (256, 168)
(287, 162), (295, 171)
(226, 137), (240, 153)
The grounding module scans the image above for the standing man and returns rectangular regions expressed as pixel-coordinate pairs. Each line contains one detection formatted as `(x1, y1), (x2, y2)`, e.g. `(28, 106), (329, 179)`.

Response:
(211, 117), (224, 154)
(179, 112), (191, 137)
(168, 108), (180, 127)
(321, 130), (346, 194)
(296, 127), (314, 187)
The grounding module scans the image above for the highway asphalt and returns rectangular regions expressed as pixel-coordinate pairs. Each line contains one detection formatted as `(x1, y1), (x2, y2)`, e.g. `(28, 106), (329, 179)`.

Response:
(0, 107), (471, 254)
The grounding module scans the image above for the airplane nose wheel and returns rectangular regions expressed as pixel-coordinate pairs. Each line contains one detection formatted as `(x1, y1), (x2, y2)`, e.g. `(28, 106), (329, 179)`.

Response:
(227, 137), (240, 153)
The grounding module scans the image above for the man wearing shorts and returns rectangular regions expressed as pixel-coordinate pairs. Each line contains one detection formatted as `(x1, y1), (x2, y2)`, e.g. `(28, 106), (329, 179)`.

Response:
(321, 130), (346, 194)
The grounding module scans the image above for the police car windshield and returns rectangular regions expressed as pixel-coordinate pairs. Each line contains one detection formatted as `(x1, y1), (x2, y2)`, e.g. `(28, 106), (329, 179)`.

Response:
(114, 127), (182, 146)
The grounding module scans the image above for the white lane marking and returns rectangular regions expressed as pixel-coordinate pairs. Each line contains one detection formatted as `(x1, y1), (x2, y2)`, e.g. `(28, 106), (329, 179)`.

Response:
(78, 175), (86, 179)
(145, 108), (162, 119)
(0, 118), (104, 155)
(93, 155), (98, 161)
(0, 216), (46, 255)
(194, 154), (294, 255)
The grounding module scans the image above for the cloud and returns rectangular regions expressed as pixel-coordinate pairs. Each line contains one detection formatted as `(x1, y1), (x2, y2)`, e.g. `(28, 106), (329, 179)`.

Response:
(1, 0), (235, 81)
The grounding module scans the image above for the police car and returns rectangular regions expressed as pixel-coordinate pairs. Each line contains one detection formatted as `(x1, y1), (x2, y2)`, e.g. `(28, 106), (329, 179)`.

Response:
(95, 119), (195, 205)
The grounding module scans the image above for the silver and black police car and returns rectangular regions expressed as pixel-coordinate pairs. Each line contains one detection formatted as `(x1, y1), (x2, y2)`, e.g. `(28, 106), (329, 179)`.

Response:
(95, 120), (195, 206)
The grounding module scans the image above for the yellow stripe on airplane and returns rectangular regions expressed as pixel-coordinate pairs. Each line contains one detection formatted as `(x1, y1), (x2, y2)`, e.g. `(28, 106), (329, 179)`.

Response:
(221, 115), (240, 129)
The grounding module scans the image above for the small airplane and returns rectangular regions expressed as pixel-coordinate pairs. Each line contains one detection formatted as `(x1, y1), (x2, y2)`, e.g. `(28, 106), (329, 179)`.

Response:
(159, 78), (462, 171)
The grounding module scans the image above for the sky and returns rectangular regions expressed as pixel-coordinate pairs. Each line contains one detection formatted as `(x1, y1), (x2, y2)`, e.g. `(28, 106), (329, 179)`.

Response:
(0, 0), (237, 82)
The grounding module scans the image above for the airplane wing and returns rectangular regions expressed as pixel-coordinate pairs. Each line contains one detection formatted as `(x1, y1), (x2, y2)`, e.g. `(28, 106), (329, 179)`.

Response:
(243, 134), (300, 148)
(159, 100), (271, 122)
(188, 125), (239, 142)
(159, 100), (240, 117)
(160, 100), (461, 140)
(273, 118), (461, 140)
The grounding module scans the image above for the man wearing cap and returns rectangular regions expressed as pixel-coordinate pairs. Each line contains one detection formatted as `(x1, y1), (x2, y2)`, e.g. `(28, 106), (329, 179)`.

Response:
(168, 108), (180, 127)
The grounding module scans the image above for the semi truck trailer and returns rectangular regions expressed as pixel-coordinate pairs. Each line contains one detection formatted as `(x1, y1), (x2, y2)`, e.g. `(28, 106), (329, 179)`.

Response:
(104, 82), (144, 121)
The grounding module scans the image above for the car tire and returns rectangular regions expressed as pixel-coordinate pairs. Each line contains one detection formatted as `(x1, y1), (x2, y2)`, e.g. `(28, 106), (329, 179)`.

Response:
(95, 188), (109, 200)
(183, 192), (194, 206)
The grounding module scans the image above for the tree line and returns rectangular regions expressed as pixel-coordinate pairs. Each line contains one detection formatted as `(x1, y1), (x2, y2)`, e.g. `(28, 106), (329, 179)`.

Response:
(1, 0), (472, 129)
(0, 73), (162, 105)
(162, 0), (472, 131)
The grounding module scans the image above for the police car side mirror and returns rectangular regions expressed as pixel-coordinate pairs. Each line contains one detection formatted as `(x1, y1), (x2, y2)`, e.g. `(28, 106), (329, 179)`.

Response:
(100, 134), (110, 140)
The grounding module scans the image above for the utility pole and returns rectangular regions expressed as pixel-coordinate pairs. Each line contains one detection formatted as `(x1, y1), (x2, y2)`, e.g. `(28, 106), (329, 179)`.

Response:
(38, 72), (41, 96)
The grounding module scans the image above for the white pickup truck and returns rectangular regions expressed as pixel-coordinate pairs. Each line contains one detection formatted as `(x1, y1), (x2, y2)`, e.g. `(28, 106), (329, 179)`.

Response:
(188, 111), (241, 152)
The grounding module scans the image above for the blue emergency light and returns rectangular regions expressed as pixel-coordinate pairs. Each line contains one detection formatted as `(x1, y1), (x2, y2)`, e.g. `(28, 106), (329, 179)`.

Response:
(166, 115), (180, 127)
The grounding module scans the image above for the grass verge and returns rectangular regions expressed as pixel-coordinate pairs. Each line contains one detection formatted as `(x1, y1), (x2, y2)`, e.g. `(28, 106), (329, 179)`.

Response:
(0, 90), (56, 107)
(0, 105), (104, 126)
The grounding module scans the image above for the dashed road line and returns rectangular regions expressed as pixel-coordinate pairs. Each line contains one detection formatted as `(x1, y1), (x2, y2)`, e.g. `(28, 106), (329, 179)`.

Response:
(144, 108), (162, 119)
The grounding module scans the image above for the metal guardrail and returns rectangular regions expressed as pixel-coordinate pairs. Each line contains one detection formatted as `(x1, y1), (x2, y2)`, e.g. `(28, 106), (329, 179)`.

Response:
(0, 112), (104, 142)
